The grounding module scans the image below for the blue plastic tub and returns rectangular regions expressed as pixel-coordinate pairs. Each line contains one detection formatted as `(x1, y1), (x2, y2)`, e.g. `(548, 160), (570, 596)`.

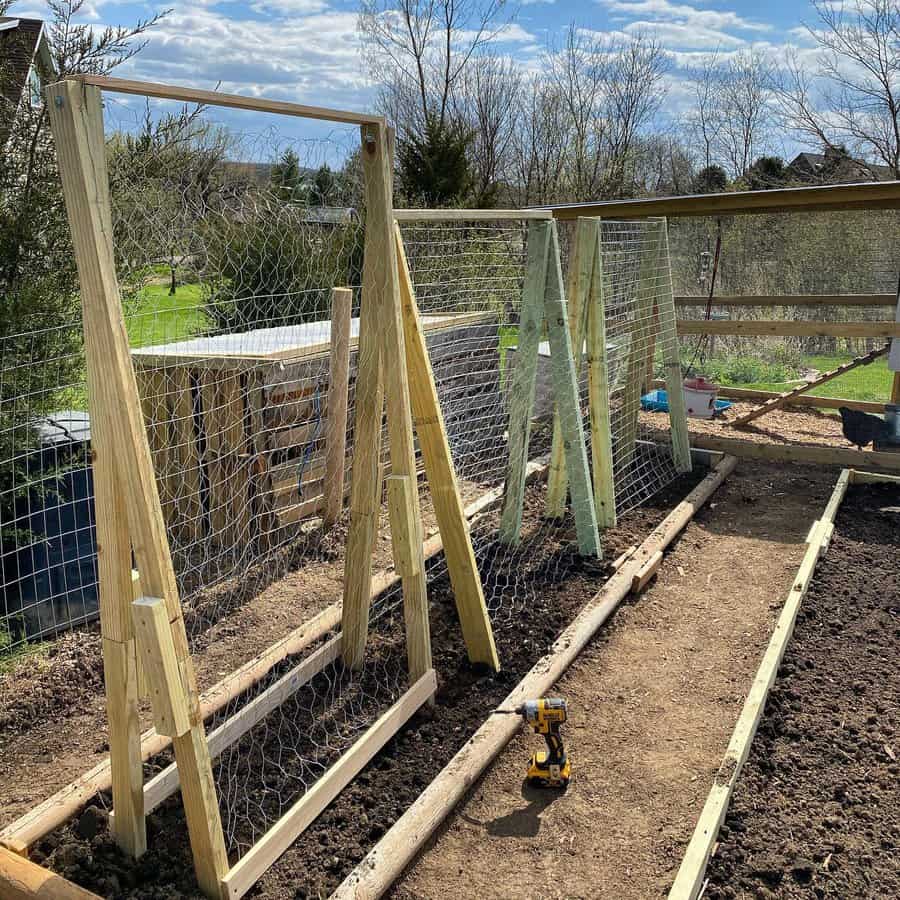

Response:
(640, 388), (732, 415)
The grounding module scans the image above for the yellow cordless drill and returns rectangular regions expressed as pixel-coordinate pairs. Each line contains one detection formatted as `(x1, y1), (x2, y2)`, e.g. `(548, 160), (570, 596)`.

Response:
(500, 697), (571, 788)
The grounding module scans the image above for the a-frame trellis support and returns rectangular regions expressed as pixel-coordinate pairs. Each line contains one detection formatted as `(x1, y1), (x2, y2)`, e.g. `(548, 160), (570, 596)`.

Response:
(47, 80), (229, 896)
(499, 220), (600, 557)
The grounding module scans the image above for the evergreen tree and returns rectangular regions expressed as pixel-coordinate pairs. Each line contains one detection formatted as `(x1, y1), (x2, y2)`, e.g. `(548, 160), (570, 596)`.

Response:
(270, 148), (305, 201)
(397, 118), (474, 206)
(692, 164), (728, 194)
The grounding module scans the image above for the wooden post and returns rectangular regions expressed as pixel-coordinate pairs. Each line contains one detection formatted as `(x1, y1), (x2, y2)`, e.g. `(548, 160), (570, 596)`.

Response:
(499, 221), (551, 545)
(545, 219), (591, 518)
(343, 123), (431, 683)
(584, 219), (617, 528)
(655, 219), (692, 473)
(394, 225), (499, 671)
(324, 287), (352, 527)
(542, 222), (600, 557)
(47, 79), (228, 898)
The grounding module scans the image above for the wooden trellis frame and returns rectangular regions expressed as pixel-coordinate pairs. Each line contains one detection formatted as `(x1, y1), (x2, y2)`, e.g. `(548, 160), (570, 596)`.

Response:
(41, 75), (496, 900)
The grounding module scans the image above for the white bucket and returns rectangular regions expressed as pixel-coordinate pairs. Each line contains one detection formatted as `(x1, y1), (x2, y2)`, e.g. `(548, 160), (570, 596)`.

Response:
(683, 376), (717, 419)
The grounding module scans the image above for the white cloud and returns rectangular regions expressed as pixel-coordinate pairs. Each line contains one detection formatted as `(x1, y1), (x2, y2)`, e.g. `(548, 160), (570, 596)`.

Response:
(599, 0), (772, 40)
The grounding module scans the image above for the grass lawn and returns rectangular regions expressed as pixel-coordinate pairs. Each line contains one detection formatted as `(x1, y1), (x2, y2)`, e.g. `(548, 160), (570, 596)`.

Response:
(126, 282), (210, 348)
(738, 353), (893, 404)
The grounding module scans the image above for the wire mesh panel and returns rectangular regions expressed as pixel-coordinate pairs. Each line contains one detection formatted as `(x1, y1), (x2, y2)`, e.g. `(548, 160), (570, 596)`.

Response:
(600, 219), (682, 515)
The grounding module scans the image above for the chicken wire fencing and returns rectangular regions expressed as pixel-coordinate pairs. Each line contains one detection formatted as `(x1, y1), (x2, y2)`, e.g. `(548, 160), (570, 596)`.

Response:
(668, 210), (900, 397)
(2, 89), (688, 867)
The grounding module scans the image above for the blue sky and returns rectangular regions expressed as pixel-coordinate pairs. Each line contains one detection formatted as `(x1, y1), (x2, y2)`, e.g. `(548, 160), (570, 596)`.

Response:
(11, 0), (824, 163)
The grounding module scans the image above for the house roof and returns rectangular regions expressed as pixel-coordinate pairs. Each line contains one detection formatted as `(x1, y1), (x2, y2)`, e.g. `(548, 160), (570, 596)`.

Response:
(0, 17), (45, 111)
(789, 150), (893, 183)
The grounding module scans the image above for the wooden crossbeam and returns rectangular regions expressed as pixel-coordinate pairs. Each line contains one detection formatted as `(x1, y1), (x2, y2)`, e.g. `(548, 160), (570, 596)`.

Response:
(675, 294), (896, 307)
(728, 344), (890, 428)
(677, 320), (900, 338)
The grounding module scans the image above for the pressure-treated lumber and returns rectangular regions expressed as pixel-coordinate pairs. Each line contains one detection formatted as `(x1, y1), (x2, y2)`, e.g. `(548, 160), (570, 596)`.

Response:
(499, 221), (551, 544)
(386, 476), (420, 578)
(541, 221), (600, 555)
(547, 180), (900, 219)
(46, 78), (228, 897)
(0, 456), (549, 855)
(331, 455), (739, 900)
(132, 596), (192, 738)
(394, 224), (498, 670)
(849, 467), (900, 485)
(221, 668), (437, 900)
(668, 468), (850, 900)
(545, 214), (592, 517)
(631, 549), (663, 593)
(676, 319), (900, 338)
(728, 344), (890, 428)
(680, 432), (900, 471)
(72, 74), (380, 126)
(324, 287), (352, 527)
(0, 845), (102, 900)
(393, 208), (552, 221)
(675, 293), (896, 307)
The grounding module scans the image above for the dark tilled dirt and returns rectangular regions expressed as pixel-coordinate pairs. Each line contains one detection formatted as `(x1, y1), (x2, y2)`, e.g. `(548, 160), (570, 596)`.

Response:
(35, 473), (703, 899)
(705, 482), (900, 899)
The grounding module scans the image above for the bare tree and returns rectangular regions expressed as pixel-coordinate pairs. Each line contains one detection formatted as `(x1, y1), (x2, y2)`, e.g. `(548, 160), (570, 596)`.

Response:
(774, 0), (900, 176)
(453, 54), (520, 205)
(717, 50), (774, 178)
(359, 0), (511, 133)
(686, 52), (723, 172)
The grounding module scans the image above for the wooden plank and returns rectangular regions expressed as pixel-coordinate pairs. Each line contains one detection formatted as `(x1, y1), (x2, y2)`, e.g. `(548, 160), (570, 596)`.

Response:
(324, 287), (353, 526)
(46, 79), (228, 898)
(394, 208), (552, 221)
(630, 549), (662, 593)
(548, 181), (900, 219)
(668, 470), (849, 900)
(385, 476), (420, 578)
(585, 219), (617, 528)
(132, 596), (191, 738)
(545, 215), (592, 517)
(680, 432), (900, 471)
(728, 344), (890, 428)
(220, 668), (437, 900)
(499, 221), (551, 544)
(0, 845), (102, 900)
(72, 74), (381, 126)
(394, 225), (498, 671)
(675, 294), (896, 307)
(130, 636), (342, 819)
(656, 220), (692, 473)
(677, 320), (900, 338)
(652, 381), (888, 414)
(848, 468), (900, 485)
(542, 221), (600, 556)
(892, 372), (900, 403)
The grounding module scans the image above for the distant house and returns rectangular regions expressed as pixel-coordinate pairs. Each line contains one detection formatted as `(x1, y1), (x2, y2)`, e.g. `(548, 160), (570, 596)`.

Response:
(0, 16), (54, 149)
(788, 149), (894, 185)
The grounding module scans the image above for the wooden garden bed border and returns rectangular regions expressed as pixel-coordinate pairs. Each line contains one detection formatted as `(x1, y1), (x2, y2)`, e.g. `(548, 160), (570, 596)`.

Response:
(667, 466), (894, 900)
(329, 454), (739, 900)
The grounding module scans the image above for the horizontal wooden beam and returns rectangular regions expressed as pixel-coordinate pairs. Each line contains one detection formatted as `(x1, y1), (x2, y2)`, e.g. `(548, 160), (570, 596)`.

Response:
(221, 669), (437, 899)
(685, 433), (900, 471)
(394, 209), (552, 221)
(677, 320), (900, 338)
(675, 294), (896, 308)
(684, 383), (886, 414)
(68, 75), (382, 127)
(668, 469), (849, 900)
(849, 468), (900, 485)
(0, 845), (102, 900)
(545, 181), (900, 219)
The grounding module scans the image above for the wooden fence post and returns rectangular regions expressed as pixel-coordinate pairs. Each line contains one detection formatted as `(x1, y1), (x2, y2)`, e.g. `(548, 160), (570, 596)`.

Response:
(542, 222), (600, 557)
(324, 287), (352, 527)
(545, 219), (592, 518)
(46, 79), (228, 898)
(342, 124), (431, 683)
(394, 225), (499, 671)
(655, 219), (692, 473)
(585, 219), (617, 528)
(499, 221), (551, 545)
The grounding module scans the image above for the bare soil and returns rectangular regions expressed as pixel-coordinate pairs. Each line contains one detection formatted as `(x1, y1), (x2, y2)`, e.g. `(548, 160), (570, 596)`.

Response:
(395, 462), (836, 900)
(704, 481), (900, 899)
(27, 475), (703, 898)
